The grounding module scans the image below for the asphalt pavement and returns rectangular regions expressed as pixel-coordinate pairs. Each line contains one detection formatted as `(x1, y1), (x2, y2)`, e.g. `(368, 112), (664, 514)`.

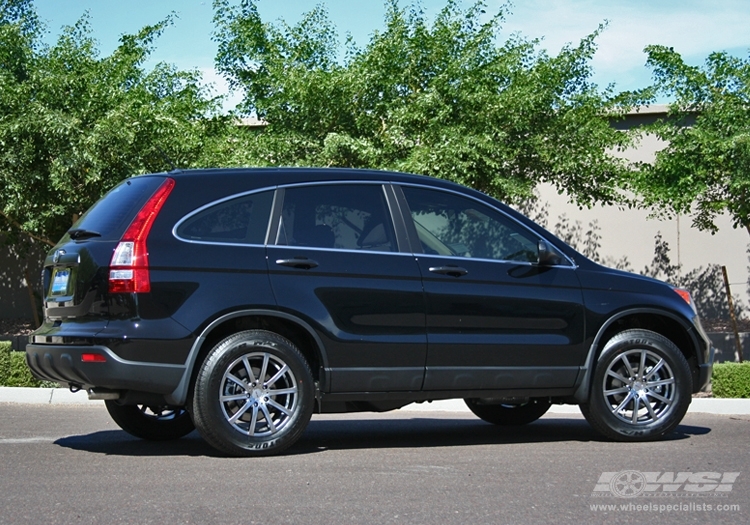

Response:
(1, 403), (748, 525)
(1, 386), (749, 414)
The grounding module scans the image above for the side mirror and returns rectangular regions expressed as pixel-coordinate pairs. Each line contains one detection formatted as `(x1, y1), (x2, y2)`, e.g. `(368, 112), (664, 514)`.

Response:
(537, 240), (562, 266)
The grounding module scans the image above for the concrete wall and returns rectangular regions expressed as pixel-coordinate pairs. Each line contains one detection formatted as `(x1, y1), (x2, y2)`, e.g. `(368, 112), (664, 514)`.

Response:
(708, 333), (750, 363)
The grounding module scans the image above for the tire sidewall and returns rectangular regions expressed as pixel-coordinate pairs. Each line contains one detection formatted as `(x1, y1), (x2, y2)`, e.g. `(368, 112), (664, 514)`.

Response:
(193, 330), (314, 456)
(588, 330), (691, 441)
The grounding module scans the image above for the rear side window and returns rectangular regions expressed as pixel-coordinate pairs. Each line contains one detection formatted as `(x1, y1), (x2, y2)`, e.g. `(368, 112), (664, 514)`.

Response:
(176, 190), (274, 244)
(276, 184), (396, 252)
(72, 176), (167, 241)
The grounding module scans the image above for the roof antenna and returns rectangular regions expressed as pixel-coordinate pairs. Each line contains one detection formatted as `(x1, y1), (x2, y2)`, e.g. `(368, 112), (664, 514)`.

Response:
(156, 146), (178, 171)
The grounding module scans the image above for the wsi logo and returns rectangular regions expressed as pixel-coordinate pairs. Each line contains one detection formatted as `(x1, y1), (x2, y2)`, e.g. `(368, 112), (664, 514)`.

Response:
(593, 471), (741, 498)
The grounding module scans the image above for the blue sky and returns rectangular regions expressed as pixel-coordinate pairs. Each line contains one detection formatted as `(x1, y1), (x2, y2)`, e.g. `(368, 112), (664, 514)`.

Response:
(33, 0), (750, 111)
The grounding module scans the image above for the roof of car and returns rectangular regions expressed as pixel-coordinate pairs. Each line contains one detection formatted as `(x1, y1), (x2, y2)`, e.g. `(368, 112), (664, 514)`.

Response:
(160, 166), (460, 188)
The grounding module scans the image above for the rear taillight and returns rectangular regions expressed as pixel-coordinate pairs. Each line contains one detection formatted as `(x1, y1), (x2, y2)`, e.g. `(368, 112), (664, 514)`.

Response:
(109, 178), (175, 293)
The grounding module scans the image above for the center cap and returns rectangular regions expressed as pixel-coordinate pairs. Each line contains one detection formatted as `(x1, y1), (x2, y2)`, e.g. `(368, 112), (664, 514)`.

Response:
(251, 388), (264, 401)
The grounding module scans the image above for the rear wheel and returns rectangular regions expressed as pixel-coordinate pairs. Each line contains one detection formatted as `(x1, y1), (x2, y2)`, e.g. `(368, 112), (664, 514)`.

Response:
(464, 397), (551, 425)
(105, 401), (195, 441)
(191, 330), (314, 457)
(580, 329), (692, 441)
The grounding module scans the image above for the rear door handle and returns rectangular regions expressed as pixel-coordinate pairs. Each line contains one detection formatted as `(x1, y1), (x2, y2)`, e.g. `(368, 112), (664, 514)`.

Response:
(275, 257), (319, 270)
(428, 266), (468, 277)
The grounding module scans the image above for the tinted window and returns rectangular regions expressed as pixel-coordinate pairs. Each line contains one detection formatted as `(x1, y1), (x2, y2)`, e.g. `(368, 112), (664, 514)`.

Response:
(402, 186), (539, 262)
(276, 184), (396, 252)
(177, 191), (273, 244)
(73, 176), (166, 241)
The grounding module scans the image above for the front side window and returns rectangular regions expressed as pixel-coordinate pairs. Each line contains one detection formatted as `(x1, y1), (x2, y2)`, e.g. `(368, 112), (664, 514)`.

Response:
(276, 184), (396, 253)
(176, 190), (274, 244)
(402, 186), (539, 262)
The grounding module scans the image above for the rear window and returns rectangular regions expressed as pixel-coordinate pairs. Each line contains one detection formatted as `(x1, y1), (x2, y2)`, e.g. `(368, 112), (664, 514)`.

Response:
(71, 176), (167, 241)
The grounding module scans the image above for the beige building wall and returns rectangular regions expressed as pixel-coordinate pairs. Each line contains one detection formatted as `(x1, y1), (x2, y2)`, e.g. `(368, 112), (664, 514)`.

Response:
(536, 124), (749, 308)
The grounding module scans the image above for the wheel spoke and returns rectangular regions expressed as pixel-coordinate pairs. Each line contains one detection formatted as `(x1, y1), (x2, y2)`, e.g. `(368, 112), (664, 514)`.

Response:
(267, 398), (292, 416)
(259, 353), (270, 384)
(644, 397), (659, 421)
(646, 390), (672, 405)
(228, 399), (252, 424)
(248, 404), (259, 436)
(646, 377), (674, 389)
(604, 386), (630, 396)
(265, 364), (289, 388)
(644, 358), (666, 380)
(268, 386), (297, 396)
(620, 354), (636, 379)
(612, 390), (636, 414)
(226, 372), (247, 389)
(606, 369), (630, 384)
(242, 356), (257, 384)
(221, 393), (248, 403)
(260, 404), (277, 433)
(637, 350), (648, 381)
(631, 396), (640, 424)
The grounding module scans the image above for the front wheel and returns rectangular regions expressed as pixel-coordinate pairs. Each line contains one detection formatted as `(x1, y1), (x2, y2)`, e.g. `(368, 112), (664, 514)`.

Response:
(191, 330), (314, 457)
(105, 402), (195, 441)
(580, 329), (692, 442)
(464, 397), (551, 425)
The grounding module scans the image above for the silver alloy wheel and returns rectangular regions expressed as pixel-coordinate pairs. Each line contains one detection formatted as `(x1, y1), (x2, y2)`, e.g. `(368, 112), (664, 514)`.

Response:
(219, 351), (299, 437)
(602, 348), (676, 425)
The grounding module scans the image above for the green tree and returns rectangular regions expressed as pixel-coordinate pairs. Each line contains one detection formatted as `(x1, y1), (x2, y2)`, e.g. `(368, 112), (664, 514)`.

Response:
(633, 46), (750, 236)
(211, 0), (635, 206)
(0, 6), (225, 248)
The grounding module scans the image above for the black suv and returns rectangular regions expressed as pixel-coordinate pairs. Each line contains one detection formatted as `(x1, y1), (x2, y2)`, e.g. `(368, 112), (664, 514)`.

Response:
(27, 168), (713, 456)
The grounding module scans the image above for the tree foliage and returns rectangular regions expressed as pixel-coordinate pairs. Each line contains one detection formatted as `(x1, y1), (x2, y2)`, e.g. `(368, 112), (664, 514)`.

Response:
(0, 2), (225, 246)
(211, 0), (634, 206)
(634, 46), (750, 236)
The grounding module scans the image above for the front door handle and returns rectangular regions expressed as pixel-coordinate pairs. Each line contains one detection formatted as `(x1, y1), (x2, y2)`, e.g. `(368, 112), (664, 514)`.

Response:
(276, 257), (319, 270)
(429, 265), (468, 277)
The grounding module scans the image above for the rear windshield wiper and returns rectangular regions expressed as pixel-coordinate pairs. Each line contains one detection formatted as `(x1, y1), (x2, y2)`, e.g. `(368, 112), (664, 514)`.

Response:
(68, 228), (102, 240)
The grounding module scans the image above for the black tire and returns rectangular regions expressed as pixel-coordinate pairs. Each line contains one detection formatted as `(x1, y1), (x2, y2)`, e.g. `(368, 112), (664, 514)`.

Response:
(580, 329), (692, 442)
(191, 330), (314, 457)
(105, 401), (195, 441)
(464, 397), (551, 425)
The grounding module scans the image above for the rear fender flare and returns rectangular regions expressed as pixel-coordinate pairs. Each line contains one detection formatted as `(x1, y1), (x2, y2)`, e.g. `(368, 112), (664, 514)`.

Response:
(165, 309), (327, 406)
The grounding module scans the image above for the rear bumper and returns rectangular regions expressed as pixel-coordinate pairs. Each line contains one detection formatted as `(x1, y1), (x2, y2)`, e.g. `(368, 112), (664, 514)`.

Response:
(26, 344), (185, 395)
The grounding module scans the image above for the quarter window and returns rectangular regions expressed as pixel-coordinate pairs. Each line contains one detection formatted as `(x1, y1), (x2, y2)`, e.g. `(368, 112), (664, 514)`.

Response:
(177, 191), (274, 244)
(276, 184), (396, 252)
(402, 186), (539, 262)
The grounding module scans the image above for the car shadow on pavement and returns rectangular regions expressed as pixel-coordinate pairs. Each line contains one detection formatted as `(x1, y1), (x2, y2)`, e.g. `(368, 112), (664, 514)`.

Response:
(52, 415), (711, 457)
(292, 416), (710, 453)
